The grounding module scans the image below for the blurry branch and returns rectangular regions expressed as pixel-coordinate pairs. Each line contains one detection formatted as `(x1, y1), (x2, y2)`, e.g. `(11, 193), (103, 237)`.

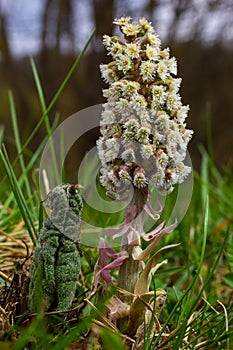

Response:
(208, 0), (233, 43)
(163, 0), (233, 44)
(207, 0), (226, 11)
(148, 0), (159, 18)
(167, 0), (192, 43)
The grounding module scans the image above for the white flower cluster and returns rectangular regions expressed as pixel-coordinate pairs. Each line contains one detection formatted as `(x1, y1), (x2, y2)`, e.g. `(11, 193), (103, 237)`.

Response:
(97, 17), (193, 198)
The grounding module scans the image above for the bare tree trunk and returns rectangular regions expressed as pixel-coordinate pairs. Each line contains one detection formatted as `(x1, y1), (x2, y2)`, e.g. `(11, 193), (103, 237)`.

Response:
(0, 11), (11, 62)
(41, 0), (74, 52)
(92, 0), (115, 38)
(56, 0), (74, 51)
(41, 0), (53, 50)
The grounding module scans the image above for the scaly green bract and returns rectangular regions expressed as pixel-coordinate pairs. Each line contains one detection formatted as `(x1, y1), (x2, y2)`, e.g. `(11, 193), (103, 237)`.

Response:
(29, 184), (83, 312)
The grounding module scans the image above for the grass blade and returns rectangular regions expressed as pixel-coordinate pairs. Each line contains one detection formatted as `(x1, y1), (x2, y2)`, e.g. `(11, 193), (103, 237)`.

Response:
(151, 197), (209, 349)
(172, 197), (209, 348)
(19, 29), (95, 157)
(8, 91), (34, 207)
(30, 57), (60, 184)
(0, 116), (59, 220)
(0, 125), (4, 146)
(0, 145), (37, 244)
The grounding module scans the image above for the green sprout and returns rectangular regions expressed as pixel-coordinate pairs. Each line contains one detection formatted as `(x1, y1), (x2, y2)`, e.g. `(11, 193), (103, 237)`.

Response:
(29, 184), (83, 313)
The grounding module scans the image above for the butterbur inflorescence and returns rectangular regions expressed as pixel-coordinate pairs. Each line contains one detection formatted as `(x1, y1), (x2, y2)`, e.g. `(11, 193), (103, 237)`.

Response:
(96, 18), (194, 338)
(97, 17), (193, 198)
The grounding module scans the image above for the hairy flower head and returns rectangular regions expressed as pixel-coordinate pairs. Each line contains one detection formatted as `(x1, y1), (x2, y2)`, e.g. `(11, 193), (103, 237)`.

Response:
(98, 17), (193, 197)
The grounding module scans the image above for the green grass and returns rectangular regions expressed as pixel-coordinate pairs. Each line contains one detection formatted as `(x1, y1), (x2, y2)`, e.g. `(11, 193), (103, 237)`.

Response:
(0, 29), (232, 349)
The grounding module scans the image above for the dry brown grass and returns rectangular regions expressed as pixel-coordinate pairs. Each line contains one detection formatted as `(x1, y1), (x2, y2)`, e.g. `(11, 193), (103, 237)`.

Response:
(0, 229), (33, 280)
(0, 227), (33, 341)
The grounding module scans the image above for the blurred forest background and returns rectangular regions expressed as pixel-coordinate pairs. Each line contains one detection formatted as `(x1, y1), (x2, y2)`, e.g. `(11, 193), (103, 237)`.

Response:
(0, 0), (233, 171)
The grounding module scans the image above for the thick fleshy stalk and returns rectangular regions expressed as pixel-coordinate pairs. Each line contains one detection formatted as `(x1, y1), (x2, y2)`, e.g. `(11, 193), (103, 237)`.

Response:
(117, 188), (148, 303)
